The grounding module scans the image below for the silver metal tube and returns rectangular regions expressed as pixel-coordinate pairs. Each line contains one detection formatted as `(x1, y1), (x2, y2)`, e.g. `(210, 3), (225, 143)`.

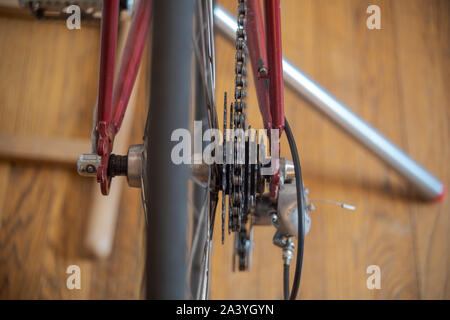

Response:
(214, 5), (445, 201)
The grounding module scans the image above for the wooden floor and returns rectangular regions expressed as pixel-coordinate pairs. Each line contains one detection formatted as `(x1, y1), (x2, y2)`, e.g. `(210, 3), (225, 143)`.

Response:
(0, 0), (448, 299)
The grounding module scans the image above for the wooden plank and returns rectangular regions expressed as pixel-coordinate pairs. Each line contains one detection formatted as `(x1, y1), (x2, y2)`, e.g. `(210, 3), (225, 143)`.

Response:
(391, 0), (449, 299)
(0, 134), (89, 166)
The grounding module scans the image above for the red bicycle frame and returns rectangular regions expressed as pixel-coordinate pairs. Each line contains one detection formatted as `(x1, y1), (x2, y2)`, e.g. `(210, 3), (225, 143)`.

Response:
(246, 0), (285, 201)
(96, 0), (151, 195)
(95, 0), (284, 197)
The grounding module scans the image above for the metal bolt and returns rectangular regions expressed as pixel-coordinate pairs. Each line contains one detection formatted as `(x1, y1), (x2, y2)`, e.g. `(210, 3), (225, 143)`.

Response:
(86, 165), (96, 174)
(271, 213), (278, 223)
(258, 66), (268, 76)
(77, 153), (101, 177)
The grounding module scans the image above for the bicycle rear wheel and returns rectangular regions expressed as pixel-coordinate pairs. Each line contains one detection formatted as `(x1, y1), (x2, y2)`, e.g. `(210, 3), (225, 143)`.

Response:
(144, 0), (217, 299)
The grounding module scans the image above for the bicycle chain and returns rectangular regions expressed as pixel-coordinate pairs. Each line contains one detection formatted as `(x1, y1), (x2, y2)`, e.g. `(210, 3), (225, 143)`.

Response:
(220, 0), (261, 270)
(230, 0), (248, 234)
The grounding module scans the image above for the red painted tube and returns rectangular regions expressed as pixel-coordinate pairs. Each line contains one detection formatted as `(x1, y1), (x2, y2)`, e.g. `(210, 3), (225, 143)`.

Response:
(264, 0), (285, 202)
(97, 0), (120, 131)
(264, 0), (285, 133)
(246, 0), (272, 130)
(96, 0), (120, 195)
(112, 0), (152, 134)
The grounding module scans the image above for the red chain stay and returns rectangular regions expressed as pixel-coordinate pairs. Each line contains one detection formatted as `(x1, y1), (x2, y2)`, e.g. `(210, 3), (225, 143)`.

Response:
(96, 0), (151, 195)
(246, 0), (285, 202)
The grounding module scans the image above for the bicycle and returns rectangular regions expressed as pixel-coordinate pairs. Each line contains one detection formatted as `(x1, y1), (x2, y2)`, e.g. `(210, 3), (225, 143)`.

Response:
(75, 0), (308, 300)
(7, 0), (445, 300)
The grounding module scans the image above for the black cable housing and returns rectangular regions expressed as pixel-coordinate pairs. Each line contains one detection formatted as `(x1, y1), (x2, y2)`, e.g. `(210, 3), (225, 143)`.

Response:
(284, 118), (305, 300)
